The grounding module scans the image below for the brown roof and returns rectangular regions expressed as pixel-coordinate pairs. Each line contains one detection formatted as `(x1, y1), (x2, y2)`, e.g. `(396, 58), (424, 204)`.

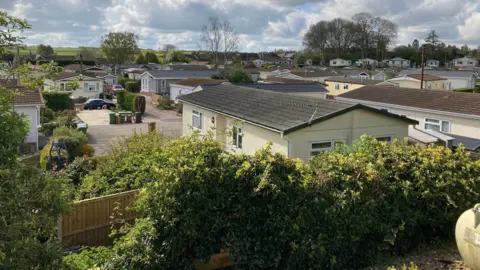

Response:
(172, 78), (225, 87)
(14, 89), (44, 105)
(63, 64), (94, 71)
(324, 76), (383, 85)
(338, 85), (480, 117)
(265, 76), (324, 84)
(290, 71), (337, 77)
(405, 74), (446, 81)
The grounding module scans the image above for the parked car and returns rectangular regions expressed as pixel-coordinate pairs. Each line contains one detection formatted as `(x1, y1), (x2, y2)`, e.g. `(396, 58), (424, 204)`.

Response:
(83, 99), (116, 110)
(110, 85), (125, 92)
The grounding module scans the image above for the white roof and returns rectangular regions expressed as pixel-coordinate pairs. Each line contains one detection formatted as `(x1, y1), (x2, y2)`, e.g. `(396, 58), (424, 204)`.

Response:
(390, 57), (408, 61)
(408, 126), (454, 144)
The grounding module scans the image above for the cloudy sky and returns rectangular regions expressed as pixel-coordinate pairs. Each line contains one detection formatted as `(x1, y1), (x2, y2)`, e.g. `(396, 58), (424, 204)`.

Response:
(1, 0), (479, 52)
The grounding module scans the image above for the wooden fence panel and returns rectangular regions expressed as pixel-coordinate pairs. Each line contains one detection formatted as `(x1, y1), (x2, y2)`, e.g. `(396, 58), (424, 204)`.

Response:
(61, 190), (140, 247)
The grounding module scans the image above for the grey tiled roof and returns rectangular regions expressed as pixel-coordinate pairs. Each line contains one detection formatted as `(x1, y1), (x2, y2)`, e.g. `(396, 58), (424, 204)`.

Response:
(325, 76), (383, 85)
(144, 70), (218, 79)
(231, 83), (328, 93)
(178, 84), (417, 133)
(441, 133), (480, 151)
(338, 85), (480, 117)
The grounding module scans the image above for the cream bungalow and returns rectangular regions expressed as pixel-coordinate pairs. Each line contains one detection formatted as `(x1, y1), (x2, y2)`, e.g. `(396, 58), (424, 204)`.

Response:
(380, 74), (448, 90)
(178, 84), (417, 163)
(43, 72), (104, 99)
(337, 85), (480, 151)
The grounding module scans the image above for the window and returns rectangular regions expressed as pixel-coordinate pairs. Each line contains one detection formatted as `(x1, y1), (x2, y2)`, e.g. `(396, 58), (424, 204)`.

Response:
(376, 136), (392, 142)
(343, 84), (349, 89)
(84, 82), (97, 91)
(335, 84), (340, 90)
(424, 118), (450, 133)
(232, 126), (243, 149)
(192, 110), (203, 130)
(310, 140), (344, 156)
(333, 61), (337, 64)
(161, 80), (166, 88)
(457, 61), (463, 65)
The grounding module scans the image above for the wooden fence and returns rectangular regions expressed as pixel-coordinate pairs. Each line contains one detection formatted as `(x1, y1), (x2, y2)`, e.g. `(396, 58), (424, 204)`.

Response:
(60, 190), (140, 247)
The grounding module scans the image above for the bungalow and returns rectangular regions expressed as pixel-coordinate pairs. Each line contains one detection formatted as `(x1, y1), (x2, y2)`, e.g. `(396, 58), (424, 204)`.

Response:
(388, 57), (410, 68)
(425, 60), (440, 68)
(169, 78), (225, 103)
(13, 89), (44, 151)
(452, 57), (478, 69)
(324, 77), (383, 96)
(139, 70), (218, 94)
(329, 58), (351, 67)
(335, 69), (386, 81)
(355, 58), (378, 67)
(178, 84), (417, 163)
(379, 74), (448, 90)
(398, 69), (476, 90)
(336, 85), (480, 150)
(43, 72), (104, 98)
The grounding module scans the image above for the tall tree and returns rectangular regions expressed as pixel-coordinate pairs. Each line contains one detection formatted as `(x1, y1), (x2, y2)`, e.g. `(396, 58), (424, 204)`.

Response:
(351, 12), (375, 60)
(327, 18), (356, 57)
(101, 32), (139, 65)
(37, 44), (54, 55)
(162, 44), (177, 54)
(144, 51), (159, 63)
(220, 20), (239, 65)
(0, 11), (73, 269)
(135, 51), (147, 64)
(412, 39), (420, 50)
(460, 44), (470, 56)
(425, 30), (440, 47)
(372, 17), (398, 60)
(199, 17), (222, 64)
(303, 21), (329, 60)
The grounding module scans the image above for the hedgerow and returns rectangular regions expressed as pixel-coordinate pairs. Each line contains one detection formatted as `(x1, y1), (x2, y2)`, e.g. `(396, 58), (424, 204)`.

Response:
(67, 134), (480, 269)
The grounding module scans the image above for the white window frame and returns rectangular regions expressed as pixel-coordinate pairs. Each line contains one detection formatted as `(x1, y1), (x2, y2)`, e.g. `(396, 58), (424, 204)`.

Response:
(335, 83), (340, 90)
(309, 139), (344, 156)
(192, 110), (203, 130)
(424, 118), (450, 133)
(232, 126), (243, 149)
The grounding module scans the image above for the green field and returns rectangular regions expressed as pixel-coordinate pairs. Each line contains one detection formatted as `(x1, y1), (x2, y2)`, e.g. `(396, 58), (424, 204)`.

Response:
(8, 46), (170, 57)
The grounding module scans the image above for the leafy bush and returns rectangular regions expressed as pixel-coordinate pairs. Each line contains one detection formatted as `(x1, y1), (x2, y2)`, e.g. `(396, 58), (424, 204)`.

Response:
(62, 157), (98, 187)
(40, 106), (55, 123)
(156, 95), (172, 110)
(80, 144), (95, 157)
(63, 246), (114, 270)
(73, 135), (480, 269)
(76, 132), (167, 199)
(52, 126), (88, 162)
(39, 122), (60, 136)
(454, 87), (473, 92)
(42, 92), (74, 111)
(387, 262), (420, 270)
(125, 80), (141, 93)
(228, 68), (253, 83)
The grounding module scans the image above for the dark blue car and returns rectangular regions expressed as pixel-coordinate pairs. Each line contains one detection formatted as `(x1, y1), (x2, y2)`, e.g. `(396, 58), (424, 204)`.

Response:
(83, 99), (116, 110)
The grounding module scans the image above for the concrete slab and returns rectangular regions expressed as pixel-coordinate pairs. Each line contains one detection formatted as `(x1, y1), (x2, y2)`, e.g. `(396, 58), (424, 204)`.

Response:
(77, 110), (112, 126)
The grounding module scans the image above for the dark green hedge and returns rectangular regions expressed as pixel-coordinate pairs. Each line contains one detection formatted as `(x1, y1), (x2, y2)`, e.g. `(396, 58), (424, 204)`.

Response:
(42, 92), (74, 111)
(125, 81), (141, 93)
(116, 90), (145, 114)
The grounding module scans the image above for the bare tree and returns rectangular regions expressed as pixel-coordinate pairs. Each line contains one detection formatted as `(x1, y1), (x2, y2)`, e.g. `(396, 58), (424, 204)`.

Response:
(220, 20), (239, 65)
(303, 21), (329, 61)
(162, 44), (177, 54)
(372, 17), (398, 60)
(351, 12), (375, 61)
(200, 17), (222, 64)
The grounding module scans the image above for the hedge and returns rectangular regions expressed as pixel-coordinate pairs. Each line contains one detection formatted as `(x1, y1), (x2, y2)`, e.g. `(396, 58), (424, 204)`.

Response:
(40, 127), (89, 170)
(68, 134), (480, 269)
(42, 92), (74, 111)
(125, 80), (141, 93)
(116, 90), (145, 114)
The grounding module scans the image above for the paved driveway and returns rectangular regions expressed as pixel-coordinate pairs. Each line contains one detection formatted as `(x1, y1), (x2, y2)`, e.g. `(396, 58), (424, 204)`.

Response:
(77, 104), (182, 155)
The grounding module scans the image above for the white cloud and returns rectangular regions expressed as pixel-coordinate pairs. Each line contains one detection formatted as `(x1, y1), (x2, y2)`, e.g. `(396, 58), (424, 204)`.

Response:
(458, 12), (480, 41)
(0, 0), (479, 50)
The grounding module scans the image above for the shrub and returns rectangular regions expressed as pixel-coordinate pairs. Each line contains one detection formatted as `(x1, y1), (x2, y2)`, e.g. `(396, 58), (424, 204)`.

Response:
(80, 144), (95, 157)
(63, 246), (114, 270)
(73, 135), (480, 269)
(116, 90), (139, 112)
(40, 106), (55, 123)
(62, 157), (98, 187)
(53, 126), (88, 158)
(455, 87), (473, 92)
(228, 68), (253, 83)
(42, 92), (74, 111)
(156, 95), (172, 110)
(39, 122), (60, 136)
(125, 80), (141, 93)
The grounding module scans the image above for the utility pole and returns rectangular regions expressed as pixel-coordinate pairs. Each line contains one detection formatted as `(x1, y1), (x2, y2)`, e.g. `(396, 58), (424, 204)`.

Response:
(80, 54), (84, 74)
(420, 46), (425, 90)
